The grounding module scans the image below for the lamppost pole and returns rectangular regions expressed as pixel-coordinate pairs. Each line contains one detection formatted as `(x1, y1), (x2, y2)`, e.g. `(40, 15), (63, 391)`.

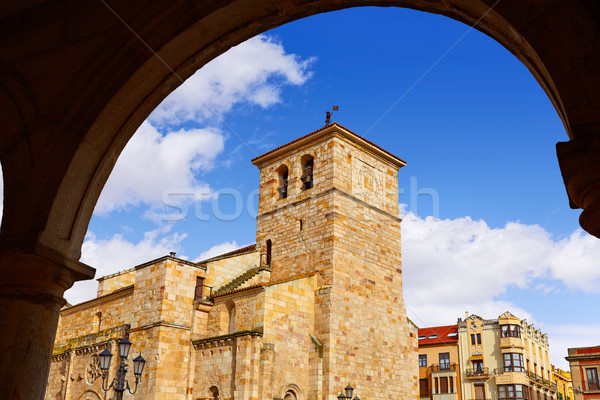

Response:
(114, 357), (127, 400)
(98, 337), (146, 399)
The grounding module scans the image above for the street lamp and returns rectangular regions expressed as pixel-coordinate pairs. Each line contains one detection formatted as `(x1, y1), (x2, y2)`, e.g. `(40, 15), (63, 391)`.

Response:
(98, 338), (146, 400)
(337, 384), (361, 400)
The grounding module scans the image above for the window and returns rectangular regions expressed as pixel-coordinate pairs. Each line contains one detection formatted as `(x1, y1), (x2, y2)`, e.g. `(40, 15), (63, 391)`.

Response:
(471, 333), (481, 345)
(498, 384), (529, 400)
(439, 352), (450, 370)
(419, 379), (429, 398)
(418, 335), (427, 340)
(587, 368), (599, 390)
(502, 324), (522, 338)
(277, 165), (289, 199)
(447, 332), (458, 338)
(419, 354), (427, 367)
(266, 239), (272, 266)
(473, 360), (484, 373)
(300, 155), (314, 190)
(504, 353), (524, 372)
(428, 334), (439, 339)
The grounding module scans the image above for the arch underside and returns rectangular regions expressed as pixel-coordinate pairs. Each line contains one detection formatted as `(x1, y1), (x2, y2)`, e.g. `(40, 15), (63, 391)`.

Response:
(0, 0), (598, 266)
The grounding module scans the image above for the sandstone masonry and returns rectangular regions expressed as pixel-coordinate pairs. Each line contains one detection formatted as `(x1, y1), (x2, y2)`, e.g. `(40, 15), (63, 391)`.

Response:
(45, 123), (418, 400)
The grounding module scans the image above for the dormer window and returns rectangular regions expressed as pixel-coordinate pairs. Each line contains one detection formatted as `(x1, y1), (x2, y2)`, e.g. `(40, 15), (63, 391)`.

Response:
(301, 155), (314, 190)
(277, 165), (289, 199)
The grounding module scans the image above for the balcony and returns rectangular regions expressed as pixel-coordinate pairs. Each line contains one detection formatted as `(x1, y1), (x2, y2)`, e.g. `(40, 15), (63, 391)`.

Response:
(465, 368), (490, 380)
(194, 284), (213, 301)
(496, 370), (529, 386)
(430, 363), (457, 373)
(500, 337), (524, 349)
(527, 372), (556, 392)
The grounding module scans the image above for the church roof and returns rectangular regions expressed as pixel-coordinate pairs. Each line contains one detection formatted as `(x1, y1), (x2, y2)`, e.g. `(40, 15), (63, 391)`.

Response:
(251, 122), (406, 168)
(197, 244), (257, 265)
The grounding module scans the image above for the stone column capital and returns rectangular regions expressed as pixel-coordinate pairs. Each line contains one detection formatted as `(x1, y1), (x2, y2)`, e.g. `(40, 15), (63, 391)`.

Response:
(556, 133), (600, 238)
(0, 244), (95, 304)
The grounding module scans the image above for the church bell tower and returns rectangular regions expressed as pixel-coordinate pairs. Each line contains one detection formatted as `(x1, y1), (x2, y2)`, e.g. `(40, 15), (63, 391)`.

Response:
(252, 123), (417, 399)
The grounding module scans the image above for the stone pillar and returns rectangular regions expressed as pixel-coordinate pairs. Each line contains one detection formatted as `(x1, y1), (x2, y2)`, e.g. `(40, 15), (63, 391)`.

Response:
(0, 248), (94, 400)
(556, 133), (600, 238)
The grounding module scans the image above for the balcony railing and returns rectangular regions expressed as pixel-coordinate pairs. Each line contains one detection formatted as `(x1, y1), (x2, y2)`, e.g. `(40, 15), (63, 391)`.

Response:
(527, 372), (557, 391)
(430, 363), (457, 372)
(194, 284), (213, 301)
(465, 368), (490, 378)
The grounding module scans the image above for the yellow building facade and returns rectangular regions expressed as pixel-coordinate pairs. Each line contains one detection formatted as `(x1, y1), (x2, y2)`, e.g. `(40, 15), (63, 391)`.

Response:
(552, 366), (573, 400)
(45, 123), (418, 400)
(417, 325), (461, 400)
(457, 312), (556, 400)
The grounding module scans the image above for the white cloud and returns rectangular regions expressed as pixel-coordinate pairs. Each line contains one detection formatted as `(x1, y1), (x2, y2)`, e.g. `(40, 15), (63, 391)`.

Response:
(66, 229), (187, 304)
(548, 230), (600, 293)
(149, 34), (315, 127)
(95, 34), (314, 217)
(400, 211), (600, 368)
(544, 323), (600, 370)
(95, 122), (224, 214)
(401, 212), (600, 319)
(194, 241), (243, 262)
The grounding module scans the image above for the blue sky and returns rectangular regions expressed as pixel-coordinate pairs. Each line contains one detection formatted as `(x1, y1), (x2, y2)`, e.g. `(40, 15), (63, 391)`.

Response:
(2, 6), (596, 369)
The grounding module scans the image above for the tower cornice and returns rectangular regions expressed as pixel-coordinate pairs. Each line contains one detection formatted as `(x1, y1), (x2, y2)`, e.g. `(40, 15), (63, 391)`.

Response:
(251, 122), (406, 170)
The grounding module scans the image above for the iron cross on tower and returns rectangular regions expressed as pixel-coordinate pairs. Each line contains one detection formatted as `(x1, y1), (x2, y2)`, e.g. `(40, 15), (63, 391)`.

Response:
(325, 106), (339, 125)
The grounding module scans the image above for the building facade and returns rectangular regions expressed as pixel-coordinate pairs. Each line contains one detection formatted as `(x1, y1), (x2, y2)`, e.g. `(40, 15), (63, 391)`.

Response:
(565, 346), (600, 400)
(552, 366), (574, 400)
(45, 123), (418, 400)
(417, 325), (461, 400)
(457, 312), (556, 400)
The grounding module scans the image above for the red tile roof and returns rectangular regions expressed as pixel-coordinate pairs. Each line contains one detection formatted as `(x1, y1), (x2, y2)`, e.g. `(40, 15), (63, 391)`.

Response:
(418, 325), (459, 345)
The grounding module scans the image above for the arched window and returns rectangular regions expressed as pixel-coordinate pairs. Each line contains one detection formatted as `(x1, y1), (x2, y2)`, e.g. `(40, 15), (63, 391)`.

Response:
(300, 155), (314, 190)
(277, 165), (289, 199)
(227, 301), (236, 334)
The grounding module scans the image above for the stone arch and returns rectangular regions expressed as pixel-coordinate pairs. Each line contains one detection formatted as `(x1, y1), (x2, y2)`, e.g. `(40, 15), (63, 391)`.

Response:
(1, 1), (599, 262)
(300, 154), (314, 191)
(281, 383), (304, 400)
(77, 390), (102, 400)
(205, 378), (224, 400)
(209, 385), (220, 400)
(277, 164), (290, 199)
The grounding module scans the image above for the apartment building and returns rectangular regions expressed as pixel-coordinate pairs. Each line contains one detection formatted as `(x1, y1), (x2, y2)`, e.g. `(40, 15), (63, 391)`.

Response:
(458, 312), (556, 400)
(418, 325), (461, 400)
(553, 365), (574, 400)
(419, 312), (560, 400)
